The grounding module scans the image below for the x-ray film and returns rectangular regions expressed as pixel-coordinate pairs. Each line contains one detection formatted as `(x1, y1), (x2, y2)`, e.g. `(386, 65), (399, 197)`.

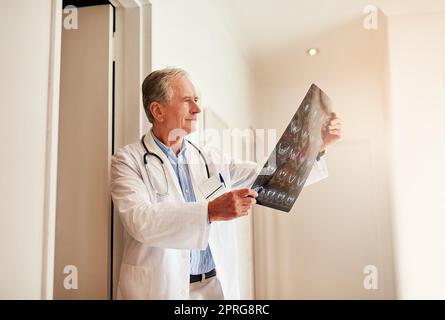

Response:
(251, 84), (332, 212)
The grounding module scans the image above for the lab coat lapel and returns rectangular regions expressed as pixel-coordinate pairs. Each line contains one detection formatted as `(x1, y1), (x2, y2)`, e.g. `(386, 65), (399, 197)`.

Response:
(184, 141), (209, 202)
(144, 133), (185, 202)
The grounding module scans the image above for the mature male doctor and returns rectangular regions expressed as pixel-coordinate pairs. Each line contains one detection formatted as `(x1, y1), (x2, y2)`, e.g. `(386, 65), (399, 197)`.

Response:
(110, 68), (342, 300)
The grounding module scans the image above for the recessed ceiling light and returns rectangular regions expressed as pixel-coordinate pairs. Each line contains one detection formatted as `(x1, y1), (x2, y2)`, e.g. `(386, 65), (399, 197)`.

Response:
(307, 48), (319, 56)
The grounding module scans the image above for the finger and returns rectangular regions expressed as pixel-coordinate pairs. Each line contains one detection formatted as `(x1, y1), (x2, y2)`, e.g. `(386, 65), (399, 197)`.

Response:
(329, 118), (341, 126)
(239, 197), (256, 207)
(328, 129), (342, 136)
(330, 112), (338, 120)
(328, 128), (341, 133)
(239, 204), (254, 211)
(235, 207), (249, 216)
(234, 188), (251, 197)
(235, 188), (258, 198)
(238, 204), (254, 213)
(323, 121), (340, 130)
(239, 209), (249, 216)
(328, 124), (341, 130)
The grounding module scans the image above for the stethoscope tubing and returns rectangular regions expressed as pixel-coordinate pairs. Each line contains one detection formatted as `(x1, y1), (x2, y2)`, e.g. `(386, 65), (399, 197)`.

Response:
(140, 134), (210, 179)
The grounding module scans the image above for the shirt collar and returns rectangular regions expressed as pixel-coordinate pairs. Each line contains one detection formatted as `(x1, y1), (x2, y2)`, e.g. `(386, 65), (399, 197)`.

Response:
(150, 130), (187, 160)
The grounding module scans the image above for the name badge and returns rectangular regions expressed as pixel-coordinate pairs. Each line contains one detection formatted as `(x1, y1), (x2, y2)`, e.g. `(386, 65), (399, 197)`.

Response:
(199, 173), (227, 200)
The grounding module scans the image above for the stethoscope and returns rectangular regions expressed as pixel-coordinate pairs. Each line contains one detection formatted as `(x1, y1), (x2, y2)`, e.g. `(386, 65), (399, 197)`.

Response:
(141, 134), (210, 196)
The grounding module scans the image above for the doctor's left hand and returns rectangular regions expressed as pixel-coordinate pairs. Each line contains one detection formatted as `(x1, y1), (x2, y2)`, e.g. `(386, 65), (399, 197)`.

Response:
(321, 112), (342, 152)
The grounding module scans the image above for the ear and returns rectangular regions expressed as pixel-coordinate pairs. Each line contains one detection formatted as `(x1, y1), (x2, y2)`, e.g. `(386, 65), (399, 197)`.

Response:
(149, 102), (164, 122)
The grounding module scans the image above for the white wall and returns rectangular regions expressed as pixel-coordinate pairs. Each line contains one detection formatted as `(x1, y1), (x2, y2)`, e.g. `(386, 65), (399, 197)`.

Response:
(0, 0), (57, 299)
(150, 0), (256, 298)
(251, 13), (396, 299)
(387, 12), (445, 299)
(150, 0), (253, 128)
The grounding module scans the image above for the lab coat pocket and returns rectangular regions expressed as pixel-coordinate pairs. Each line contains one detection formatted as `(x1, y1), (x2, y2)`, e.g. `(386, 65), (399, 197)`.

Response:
(117, 263), (153, 300)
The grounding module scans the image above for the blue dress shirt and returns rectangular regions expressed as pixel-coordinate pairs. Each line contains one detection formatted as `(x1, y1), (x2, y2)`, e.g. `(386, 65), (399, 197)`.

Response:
(151, 131), (215, 275)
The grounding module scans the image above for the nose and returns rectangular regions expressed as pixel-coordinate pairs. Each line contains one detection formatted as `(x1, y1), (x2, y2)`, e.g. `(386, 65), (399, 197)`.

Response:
(191, 100), (201, 114)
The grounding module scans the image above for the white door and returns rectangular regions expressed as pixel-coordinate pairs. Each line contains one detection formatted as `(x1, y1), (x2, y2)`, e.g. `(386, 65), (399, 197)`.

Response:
(54, 4), (114, 300)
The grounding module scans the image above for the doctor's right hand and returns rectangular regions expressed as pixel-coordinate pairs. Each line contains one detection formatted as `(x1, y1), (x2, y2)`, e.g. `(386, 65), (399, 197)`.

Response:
(208, 189), (258, 222)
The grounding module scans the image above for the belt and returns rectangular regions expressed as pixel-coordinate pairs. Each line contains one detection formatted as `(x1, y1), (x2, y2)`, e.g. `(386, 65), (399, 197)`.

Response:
(190, 268), (216, 283)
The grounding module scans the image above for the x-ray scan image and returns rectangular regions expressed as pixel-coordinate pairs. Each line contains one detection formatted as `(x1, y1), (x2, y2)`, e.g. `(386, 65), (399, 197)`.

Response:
(251, 84), (332, 212)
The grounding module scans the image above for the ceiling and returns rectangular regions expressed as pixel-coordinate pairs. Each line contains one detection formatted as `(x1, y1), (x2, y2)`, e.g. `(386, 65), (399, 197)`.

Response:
(211, 0), (445, 65)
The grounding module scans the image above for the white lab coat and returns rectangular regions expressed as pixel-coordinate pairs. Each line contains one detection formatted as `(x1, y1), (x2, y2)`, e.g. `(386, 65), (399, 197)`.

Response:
(110, 132), (328, 300)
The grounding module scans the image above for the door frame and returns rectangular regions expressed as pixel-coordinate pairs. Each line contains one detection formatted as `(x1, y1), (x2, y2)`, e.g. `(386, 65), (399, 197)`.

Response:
(42, 0), (152, 300)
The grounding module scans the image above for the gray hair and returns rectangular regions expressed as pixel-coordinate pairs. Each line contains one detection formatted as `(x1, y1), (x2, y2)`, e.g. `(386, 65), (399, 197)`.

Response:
(141, 67), (189, 123)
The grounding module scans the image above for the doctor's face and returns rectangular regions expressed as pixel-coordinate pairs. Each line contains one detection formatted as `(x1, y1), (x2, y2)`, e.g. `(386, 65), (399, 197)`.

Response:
(162, 76), (201, 135)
